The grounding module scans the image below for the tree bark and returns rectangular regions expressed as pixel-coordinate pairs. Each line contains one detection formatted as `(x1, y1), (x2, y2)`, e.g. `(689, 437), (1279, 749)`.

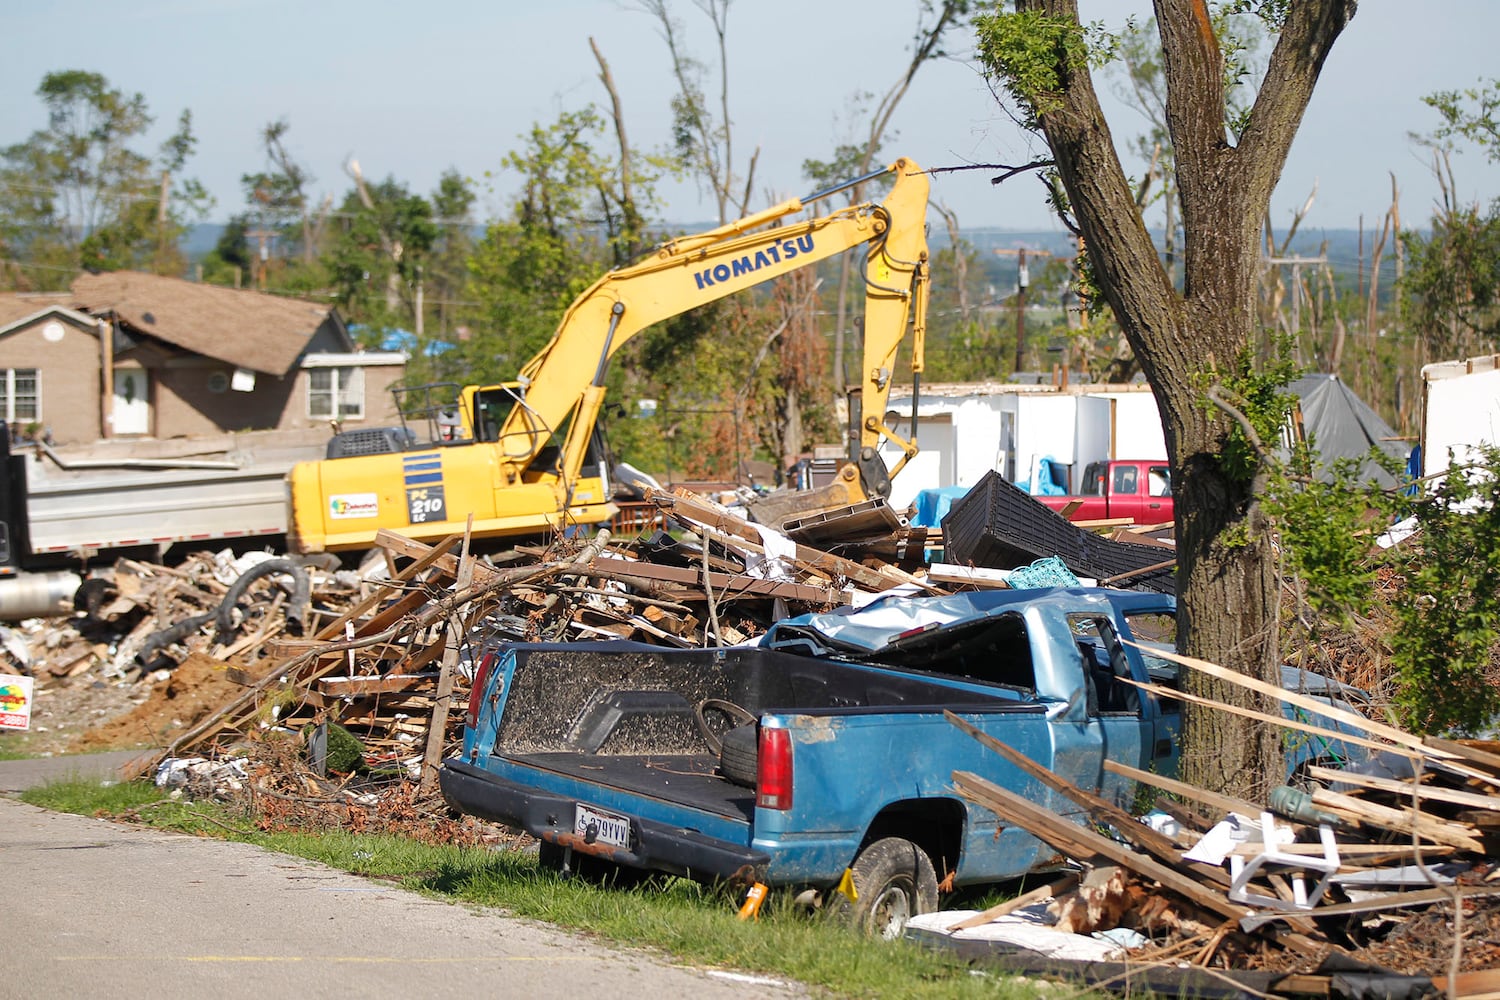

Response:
(1013, 0), (1355, 799)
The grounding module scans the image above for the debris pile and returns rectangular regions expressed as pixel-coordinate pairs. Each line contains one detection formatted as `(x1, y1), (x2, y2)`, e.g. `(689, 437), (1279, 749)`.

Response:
(923, 647), (1500, 995)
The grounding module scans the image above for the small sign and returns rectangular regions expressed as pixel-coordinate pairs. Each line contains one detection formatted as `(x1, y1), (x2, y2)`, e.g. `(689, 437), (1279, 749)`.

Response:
(328, 493), (379, 520)
(1, 674), (35, 731)
(406, 485), (447, 524)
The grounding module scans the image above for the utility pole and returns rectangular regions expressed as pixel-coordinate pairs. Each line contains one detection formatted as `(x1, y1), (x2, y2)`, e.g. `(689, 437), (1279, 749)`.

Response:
(1264, 254), (1326, 341)
(994, 248), (1053, 375)
(246, 229), (275, 290)
(1013, 248), (1027, 373)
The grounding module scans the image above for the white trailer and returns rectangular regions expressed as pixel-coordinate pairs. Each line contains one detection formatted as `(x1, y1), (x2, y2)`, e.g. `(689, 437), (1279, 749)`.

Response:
(1421, 355), (1500, 478)
(880, 382), (1166, 509)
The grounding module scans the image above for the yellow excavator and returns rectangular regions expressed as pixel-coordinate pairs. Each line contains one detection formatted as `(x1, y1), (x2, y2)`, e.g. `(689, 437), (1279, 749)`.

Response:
(286, 157), (930, 553)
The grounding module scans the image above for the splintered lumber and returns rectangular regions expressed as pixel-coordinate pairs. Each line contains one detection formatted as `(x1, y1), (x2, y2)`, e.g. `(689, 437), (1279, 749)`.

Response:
(942, 711), (1228, 883)
(1305, 765), (1500, 813)
(586, 553), (839, 604)
(1103, 759), (1266, 821)
(1309, 788), (1485, 852)
(160, 536), (461, 759)
(1118, 674), (1422, 764)
(945, 872), (1080, 932)
(374, 528), (499, 585)
(420, 533), (480, 794)
(951, 770), (1251, 923)
(1124, 640), (1477, 769)
(926, 563), (1012, 589)
(646, 487), (939, 595)
(314, 673), (439, 697)
(1423, 735), (1500, 774)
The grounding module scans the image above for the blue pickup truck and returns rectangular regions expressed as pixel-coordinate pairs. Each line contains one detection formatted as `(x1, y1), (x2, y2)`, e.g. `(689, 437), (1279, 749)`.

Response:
(440, 586), (1362, 936)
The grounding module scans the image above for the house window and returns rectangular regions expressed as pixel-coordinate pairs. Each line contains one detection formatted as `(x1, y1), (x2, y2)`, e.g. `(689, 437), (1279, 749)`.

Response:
(308, 366), (364, 419)
(1, 368), (40, 423)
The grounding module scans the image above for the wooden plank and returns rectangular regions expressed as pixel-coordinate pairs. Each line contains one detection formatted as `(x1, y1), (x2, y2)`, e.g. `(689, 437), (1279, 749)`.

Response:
(1103, 759), (1265, 820)
(1124, 639), (1446, 760)
(1424, 736), (1500, 774)
(648, 488), (935, 595)
(312, 533), (460, 642)
(587, 553), (840, 603)
(1119, 675), (1424, 764)
(926, 563), (1012, 589)
(945, 873), (1079, 932)
(1072, 516), (1135, 529)
(420, 524), (478, 794)
(952, 770), (1252, 923)
(373, 528), (497, 584)
(1099, 557), (1177, 586)
(1305, 765), (1500, 813)
(314, 673), (440, 697)
(1310, 788), (1485, 852)
(942, 711), (1227, 883)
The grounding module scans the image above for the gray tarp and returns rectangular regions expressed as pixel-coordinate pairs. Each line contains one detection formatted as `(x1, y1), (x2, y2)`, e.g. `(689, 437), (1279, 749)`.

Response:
(1288, 374), (1410, 487)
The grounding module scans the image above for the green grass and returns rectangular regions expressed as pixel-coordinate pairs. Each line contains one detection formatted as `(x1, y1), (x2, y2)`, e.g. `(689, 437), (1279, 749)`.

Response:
(21, 778), (1050, 998)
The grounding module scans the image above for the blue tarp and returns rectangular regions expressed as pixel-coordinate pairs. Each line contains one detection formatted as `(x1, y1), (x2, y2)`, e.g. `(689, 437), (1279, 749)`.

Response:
(1016, 456), (1068, 496)
(911, 486), (972, 528)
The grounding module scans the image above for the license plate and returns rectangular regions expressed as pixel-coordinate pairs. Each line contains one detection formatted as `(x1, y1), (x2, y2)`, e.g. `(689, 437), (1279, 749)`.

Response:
(574, 803), (632, 850)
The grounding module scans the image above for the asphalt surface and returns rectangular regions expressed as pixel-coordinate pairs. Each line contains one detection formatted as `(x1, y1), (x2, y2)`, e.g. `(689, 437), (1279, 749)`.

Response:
(0, 755), (800, 1000)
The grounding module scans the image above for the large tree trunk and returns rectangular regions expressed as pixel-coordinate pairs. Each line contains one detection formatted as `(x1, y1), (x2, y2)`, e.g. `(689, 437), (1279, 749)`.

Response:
(1012, 0), (1355, 799)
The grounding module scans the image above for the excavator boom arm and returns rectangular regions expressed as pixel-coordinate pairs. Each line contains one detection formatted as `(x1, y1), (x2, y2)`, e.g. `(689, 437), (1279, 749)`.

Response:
(496, 157), (930, 501)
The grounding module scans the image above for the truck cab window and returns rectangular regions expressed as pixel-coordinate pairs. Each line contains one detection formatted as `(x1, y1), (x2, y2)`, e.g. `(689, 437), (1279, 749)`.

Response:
(1112, 464), (1138, 495)
(1147, 466), (1171, 497)
(1123, 610), (1181, 715)
(1068, 614), (1141, 716)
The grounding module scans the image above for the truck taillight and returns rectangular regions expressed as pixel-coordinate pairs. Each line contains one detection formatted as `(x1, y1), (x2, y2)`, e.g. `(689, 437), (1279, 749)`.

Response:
(757, 727), (792, 810)
(466, 652), (497, 729)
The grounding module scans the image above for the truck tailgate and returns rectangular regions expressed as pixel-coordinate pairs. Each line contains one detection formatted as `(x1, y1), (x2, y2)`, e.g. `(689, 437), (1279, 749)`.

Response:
(440, 755), (765, 881)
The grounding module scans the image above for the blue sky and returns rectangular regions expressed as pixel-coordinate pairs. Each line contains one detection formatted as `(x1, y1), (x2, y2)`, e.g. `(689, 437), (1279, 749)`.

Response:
(3, 1), (1498, 233)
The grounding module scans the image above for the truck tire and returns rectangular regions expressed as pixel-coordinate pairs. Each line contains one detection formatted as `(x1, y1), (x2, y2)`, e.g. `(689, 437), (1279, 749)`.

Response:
(693, 698), (757, 756)
(716, 724), (759, 788)
(839, 837), (939, 939)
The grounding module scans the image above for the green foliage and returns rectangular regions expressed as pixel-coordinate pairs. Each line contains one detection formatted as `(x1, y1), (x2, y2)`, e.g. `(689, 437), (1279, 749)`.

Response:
(326, 176), (438, 336)
(1399, 206), (1500, 361)
(458, 110), (624, 385)
(974, 9), (1090, 126)
(1, 70), (208, 286)
(1265, 456), (1407, 623)
(1387, 448), (1500, 734)
(1200, 341), (1301, 486)
(1422, 77), (1500, 162)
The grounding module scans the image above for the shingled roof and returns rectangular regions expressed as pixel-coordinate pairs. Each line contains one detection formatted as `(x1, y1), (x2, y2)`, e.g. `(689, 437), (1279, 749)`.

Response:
(70, 271), (346, 376)
(0, 292), (81, 330)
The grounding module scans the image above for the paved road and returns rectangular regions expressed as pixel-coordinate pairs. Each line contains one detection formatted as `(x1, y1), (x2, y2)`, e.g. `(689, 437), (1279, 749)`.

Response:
(1, 760), (799, 1000)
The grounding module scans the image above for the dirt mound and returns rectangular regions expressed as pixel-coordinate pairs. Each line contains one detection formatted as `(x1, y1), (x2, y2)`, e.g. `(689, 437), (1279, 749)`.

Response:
(75, 653), (248, 751)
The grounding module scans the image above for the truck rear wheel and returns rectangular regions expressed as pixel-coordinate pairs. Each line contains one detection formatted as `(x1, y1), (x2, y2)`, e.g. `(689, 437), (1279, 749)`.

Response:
(841, 837), (938, 939)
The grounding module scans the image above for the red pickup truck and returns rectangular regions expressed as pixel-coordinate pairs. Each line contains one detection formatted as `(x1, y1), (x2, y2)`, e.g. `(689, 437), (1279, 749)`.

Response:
(1038, 458), (1174, 525)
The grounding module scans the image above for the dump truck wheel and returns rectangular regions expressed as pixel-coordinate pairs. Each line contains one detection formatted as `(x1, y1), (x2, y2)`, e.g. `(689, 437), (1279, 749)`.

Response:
(717, 724), (759, 787)
(839, 837), (938, 940)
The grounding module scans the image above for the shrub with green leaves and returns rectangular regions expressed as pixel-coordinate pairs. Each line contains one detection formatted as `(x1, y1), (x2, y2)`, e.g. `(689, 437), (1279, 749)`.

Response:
(1385, 448), (1500, 734)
